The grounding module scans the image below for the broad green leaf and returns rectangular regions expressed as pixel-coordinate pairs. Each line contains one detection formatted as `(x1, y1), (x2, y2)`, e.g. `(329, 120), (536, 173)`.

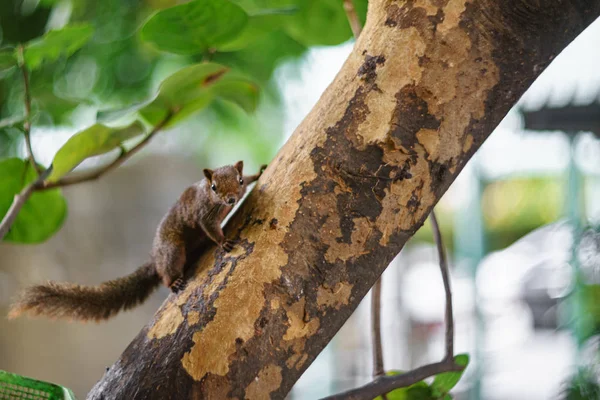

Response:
(209, 79), (258, 112)
(214, 30), (306, 84)
(218, 8), (297, 52)
(48, 121), (146, 182)
(140, 0), (248, 55)
(0, 158), (67, 243)
(229, 0), (296, 14)
(138, 63), (258, 126)
(284, 0), (353, 46)
(97, 96), (157, 123)
(430, 354), (470, 397)
(22, 23), (94, 70)
(0, 48), (17, 78)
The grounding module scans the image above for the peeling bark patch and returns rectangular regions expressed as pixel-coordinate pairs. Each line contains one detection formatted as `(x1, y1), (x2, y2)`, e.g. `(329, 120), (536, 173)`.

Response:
(358, 54), (385, 84)
(188, 311), (200, 326)
(244, 365), (282, 400)
(317, 282), (353, 310)
(147, 302), (184, 340)
(282, 298), (320, 341)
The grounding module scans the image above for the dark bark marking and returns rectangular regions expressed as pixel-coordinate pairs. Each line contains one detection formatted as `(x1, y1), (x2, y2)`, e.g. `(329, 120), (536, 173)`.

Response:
(390, 84), (441, 165)
(358, 54), (386, 84)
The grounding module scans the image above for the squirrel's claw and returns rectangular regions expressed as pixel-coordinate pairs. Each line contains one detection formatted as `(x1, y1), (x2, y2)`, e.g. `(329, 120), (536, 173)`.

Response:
(223, 239), (238, 252)
(170, 278), (186, 293)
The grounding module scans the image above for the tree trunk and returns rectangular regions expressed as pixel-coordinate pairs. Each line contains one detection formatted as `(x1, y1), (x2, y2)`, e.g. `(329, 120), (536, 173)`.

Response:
(88, 1), (600, 399)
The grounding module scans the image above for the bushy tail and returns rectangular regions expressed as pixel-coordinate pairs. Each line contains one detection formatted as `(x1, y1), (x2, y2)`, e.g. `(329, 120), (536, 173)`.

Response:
(8, 262), (161, 322)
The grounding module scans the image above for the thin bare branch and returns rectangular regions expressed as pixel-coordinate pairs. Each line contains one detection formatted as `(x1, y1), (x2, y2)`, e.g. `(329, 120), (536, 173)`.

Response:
(17, 44), (42, 176)
(371, 278), (385, 376)
(0, 167), (52, 241)
(320, 360), (463, 400)
(343, 0), (363, 38)
(430, 210), (454, 360)
(40, 113), (173, 190)
(371, 277), (388, 399)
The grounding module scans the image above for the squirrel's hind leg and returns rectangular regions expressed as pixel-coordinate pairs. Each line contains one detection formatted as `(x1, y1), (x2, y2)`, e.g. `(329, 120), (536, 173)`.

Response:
(155, 244), (186, 291)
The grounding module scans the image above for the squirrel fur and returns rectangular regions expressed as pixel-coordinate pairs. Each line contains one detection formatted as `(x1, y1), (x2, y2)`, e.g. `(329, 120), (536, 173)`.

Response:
(8, 161), (265, 322)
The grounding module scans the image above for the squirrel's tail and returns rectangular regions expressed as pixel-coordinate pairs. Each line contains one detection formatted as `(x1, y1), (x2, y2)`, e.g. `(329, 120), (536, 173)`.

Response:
(8, 262), (161, 322)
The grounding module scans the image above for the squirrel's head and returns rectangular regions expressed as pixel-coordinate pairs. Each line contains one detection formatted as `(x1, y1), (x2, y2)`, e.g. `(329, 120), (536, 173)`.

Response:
(203, 161), (246, 206)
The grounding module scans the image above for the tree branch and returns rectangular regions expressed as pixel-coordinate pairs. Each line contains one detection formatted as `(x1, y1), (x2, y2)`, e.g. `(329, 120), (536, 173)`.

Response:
(343, 0), (362, 38)
(40, 113), (172, 190)
(0, 167), (52, 241)
(17, 44), (42, 176)
(371, 278), (385, 374)
(371, 277), (387, 399)
(430, 210), (453, 360)
(321, 360), (463, 400)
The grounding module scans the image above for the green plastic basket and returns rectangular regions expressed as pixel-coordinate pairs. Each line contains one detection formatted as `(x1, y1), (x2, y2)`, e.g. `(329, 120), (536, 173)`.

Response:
(0, 371), (76, 400)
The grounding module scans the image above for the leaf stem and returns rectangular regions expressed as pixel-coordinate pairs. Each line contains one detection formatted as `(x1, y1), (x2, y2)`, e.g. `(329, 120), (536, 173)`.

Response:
(40, 113), (173, 190)
(17, 44), (42, 176)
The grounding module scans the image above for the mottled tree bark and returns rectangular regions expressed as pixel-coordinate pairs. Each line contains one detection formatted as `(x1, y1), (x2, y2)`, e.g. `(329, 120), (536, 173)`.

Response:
(88, 1), (600, 399)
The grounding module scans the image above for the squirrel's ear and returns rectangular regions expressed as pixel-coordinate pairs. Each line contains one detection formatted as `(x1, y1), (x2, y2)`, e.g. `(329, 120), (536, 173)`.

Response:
(203, 169), (213, 181)
(234, 160), (244, 174)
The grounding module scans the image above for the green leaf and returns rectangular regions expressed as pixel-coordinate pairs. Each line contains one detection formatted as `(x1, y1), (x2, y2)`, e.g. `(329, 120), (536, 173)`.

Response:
(213, 30), (306, 84)
(218, 8), (297, 52)
(0, 158), (67, 243)
(0, 48), (17, 78)
(140, 0), (248, 55)
(283, 0), (353, 46)
(22, 23), (94, 70)
(96, 97), (157, 123)
(138, 63), (258, 126)
(430, 354), (470, 397)
(48, 121), (146, 182)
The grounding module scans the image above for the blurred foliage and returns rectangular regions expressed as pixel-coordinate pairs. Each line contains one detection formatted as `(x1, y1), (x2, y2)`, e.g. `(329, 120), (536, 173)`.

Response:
(573, 225), (600, 345)
(563, 368), (600, 400)
(0, 0), (369, 243)
(373, 355), (469, 400)
(414, 177), (564, 252)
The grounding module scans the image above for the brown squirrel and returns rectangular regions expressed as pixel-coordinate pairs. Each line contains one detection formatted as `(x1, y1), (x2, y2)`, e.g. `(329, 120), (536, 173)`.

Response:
(8, 161), (265, 322)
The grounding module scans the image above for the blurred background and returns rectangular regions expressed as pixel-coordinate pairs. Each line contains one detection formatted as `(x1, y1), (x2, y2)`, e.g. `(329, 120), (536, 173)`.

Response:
(1, 1), (600, 399)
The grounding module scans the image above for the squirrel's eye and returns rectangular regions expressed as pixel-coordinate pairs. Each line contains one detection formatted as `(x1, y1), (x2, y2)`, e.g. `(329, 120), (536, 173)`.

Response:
(211, 183), (216, 192)
(239, 178), (244, 185)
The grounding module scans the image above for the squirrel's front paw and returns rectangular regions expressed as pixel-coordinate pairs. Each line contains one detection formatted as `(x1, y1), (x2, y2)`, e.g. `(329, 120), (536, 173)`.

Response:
(222, 239), (238, 252)
(170, 278), (186, 293)
(259, 164), (267, 175)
